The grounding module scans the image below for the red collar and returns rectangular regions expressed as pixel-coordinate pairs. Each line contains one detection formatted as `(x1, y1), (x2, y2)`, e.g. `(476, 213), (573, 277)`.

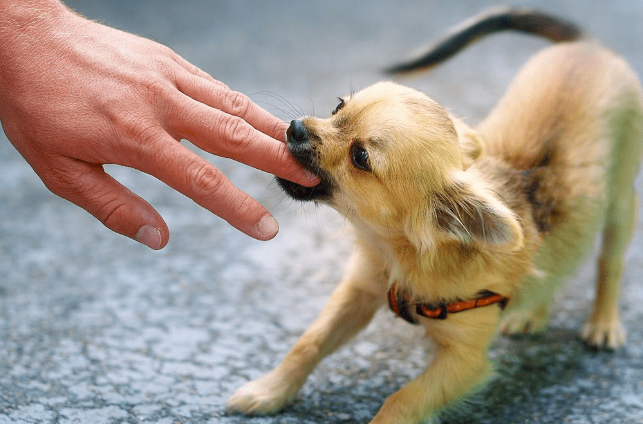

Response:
(387, 282), (509, 324)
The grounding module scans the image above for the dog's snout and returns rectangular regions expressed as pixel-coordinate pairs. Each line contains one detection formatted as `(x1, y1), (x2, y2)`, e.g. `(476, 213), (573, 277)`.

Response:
(287, 120), (309, 144)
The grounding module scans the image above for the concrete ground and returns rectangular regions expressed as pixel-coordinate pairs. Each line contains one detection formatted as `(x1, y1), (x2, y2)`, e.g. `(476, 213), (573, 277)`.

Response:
(1, 1), (643, 423)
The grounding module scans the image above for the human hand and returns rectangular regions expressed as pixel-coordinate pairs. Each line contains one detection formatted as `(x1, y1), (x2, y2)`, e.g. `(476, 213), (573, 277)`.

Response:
(0, 1), (317, 249)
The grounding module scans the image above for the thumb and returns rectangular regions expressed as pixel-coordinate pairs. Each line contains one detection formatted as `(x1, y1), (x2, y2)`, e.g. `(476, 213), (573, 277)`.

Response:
(44, 161), (169, 249)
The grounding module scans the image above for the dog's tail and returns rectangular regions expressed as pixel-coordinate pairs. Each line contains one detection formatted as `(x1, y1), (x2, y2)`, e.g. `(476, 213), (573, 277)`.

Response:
(385, 7), (585, 74)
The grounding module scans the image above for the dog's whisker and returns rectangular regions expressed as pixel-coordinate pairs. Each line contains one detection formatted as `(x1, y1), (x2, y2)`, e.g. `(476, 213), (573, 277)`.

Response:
(254, 100), (298, 121)
(251, 91), (305, 119)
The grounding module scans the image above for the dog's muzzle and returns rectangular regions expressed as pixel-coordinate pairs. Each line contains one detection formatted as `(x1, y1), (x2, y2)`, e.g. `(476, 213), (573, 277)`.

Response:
(276, 120), (334, 201)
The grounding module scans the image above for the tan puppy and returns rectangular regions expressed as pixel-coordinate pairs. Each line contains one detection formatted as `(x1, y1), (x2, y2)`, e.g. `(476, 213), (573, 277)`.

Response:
(227, 8), (643, 423)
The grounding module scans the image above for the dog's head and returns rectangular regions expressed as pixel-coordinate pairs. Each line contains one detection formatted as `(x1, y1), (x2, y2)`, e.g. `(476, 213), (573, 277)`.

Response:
(278, 81), (522, 252)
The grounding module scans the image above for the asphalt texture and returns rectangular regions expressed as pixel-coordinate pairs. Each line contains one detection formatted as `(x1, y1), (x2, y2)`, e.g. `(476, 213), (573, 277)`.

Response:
(1, 1), (643, 423)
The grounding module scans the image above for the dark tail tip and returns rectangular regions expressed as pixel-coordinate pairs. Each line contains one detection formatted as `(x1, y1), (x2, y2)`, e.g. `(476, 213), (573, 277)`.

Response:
(386, 7), (585, 75)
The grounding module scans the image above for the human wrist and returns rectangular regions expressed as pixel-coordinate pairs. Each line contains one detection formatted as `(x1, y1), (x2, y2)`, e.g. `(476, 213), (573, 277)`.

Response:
(0, 1), (77, 89)
(0, 0), (71, 27)
(0, 0), (78, 51)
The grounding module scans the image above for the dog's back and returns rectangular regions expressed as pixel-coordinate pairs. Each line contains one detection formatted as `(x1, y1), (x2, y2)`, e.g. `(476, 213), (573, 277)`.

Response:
(479, 40), (643, 178)
(482, 40), (643, 305)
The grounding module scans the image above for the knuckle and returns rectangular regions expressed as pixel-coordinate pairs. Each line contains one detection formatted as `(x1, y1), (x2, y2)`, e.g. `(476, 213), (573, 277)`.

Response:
(223, 115), (253, 148)
(149, 49), (179, 74)
(117, 117), (165, 162)
(134, 122), (165, 146)
(132, 60), (176, 100)
(186, 160), (226, 197)
(99, 200), (132, 231)
(38, 161), (81, 198)
(155, 43), (178, 60)
(225, 91), (251, 118)
(233, 192), (256, 217)
(139, 73), (171, 98)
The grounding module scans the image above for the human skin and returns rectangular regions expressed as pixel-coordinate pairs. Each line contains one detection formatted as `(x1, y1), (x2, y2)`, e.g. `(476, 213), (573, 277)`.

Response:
(0, 0), (318, 249)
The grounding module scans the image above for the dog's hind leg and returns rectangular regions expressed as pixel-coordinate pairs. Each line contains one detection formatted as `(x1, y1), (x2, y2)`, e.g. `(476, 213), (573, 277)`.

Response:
(582, 188), (637, 349)
(583, 106), (643, 349)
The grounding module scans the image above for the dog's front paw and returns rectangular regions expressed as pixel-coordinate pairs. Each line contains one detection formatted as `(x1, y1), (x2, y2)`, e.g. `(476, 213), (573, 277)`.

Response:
(581, 315), (626, 350)
(226, 371), (299, 416)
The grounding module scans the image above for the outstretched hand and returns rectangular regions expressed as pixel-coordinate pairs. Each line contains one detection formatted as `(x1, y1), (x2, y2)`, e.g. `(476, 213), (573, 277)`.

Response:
(0, 2), (317, 249)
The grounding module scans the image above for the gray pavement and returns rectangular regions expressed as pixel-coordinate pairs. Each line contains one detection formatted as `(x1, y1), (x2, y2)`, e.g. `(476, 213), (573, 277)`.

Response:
(1, 1), (643, 423)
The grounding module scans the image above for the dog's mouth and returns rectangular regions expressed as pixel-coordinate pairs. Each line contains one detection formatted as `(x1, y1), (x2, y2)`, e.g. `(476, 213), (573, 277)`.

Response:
(276, 158), (334, 202)
(276, 174), (333, 202)
(277, 120), (335, 202)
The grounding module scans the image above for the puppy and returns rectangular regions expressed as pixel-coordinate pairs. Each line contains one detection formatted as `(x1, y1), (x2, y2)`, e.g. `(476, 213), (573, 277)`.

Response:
(227, 7), (643, 423)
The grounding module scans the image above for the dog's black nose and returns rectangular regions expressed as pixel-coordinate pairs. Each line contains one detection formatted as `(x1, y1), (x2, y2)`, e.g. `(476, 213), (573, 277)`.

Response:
(287, 120), (309, 144)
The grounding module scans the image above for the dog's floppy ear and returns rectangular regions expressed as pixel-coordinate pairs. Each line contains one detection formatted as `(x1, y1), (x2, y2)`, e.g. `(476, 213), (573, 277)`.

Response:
(406, 172), (523, 252)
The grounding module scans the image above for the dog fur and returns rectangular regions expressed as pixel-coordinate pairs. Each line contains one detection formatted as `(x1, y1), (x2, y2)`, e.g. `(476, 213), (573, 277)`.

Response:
(227, 8), (643, 423)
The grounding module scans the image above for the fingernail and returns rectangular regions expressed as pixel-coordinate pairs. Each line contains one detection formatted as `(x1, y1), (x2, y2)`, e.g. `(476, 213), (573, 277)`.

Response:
(136, 225), (162, 250)
(304, 169), (318, 181)
(256, 214), (279, 240)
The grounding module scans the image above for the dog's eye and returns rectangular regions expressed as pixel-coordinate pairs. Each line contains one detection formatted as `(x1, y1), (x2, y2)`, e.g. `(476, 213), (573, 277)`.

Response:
(350, 143), (371, 172)
(332, 98), (345, 115)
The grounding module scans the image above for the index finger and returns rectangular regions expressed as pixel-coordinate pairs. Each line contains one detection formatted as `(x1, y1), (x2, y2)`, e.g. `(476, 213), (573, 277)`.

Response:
(172, 73), (318, 185)
(169, 88), (318, 186)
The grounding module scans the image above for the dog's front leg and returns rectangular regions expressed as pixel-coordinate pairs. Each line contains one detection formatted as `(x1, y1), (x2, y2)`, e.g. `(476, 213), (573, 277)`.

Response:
(370, 307), (500, 424)
(226, 248), (388, 415)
